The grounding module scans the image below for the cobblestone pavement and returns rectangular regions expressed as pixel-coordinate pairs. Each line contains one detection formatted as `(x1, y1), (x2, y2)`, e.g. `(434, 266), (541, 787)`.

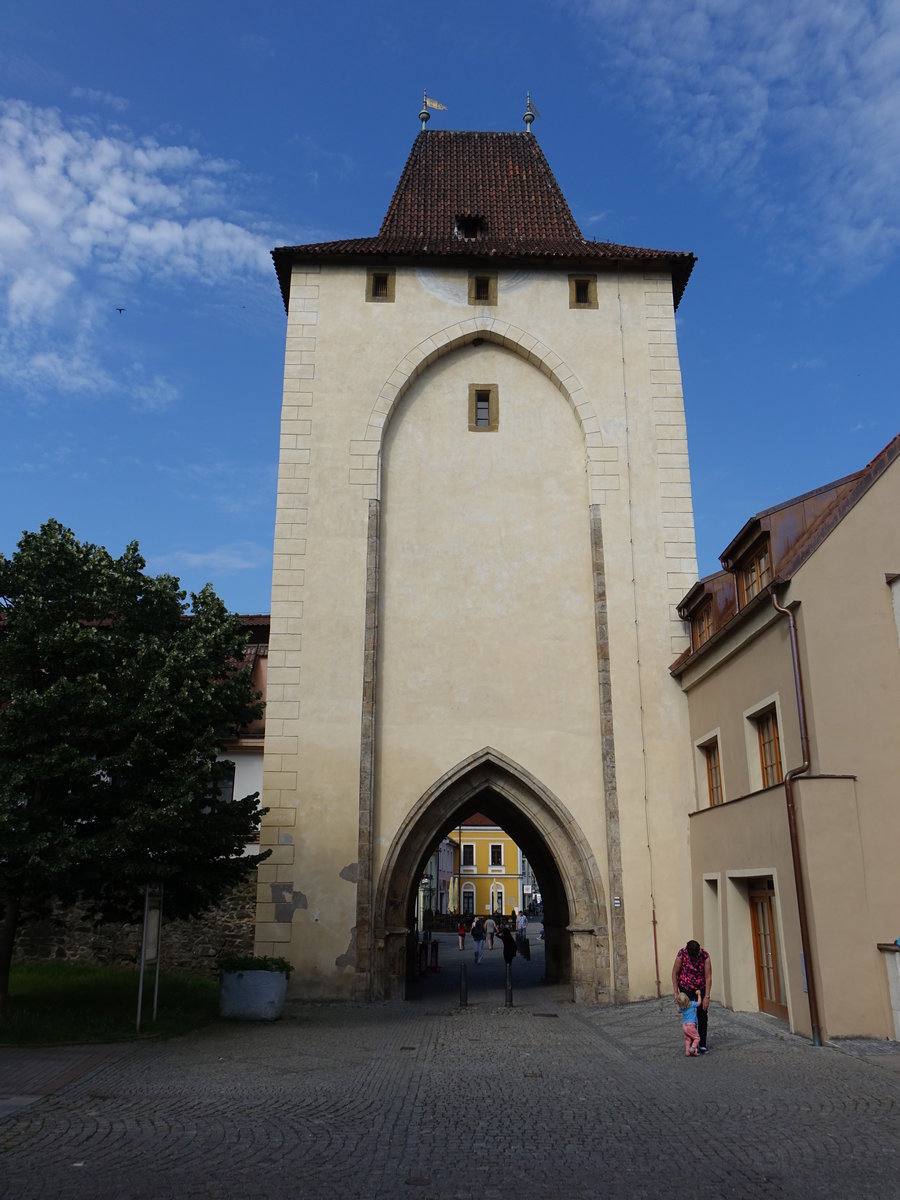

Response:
(2, 941), (899, 1199)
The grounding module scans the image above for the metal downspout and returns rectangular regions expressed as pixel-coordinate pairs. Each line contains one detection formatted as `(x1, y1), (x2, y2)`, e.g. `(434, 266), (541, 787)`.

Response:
(771, 591), (823, 1045)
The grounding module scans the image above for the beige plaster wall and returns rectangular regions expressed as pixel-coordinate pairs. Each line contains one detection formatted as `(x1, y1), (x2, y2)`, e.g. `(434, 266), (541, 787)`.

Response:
(679, 461), (900, 1036)
(682, 613), (799, 805)
(796, 777), (888, 1036)
(376, 343), (607, 875)
(260, 260), (698, 999)
(787, 465), (900, 942)
(691, 775), (890, 1038)
(689, 789), (806, 1032)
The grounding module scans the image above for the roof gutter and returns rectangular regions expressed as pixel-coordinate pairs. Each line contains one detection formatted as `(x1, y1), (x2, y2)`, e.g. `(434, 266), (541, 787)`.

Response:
(771, 590), (823, 1046)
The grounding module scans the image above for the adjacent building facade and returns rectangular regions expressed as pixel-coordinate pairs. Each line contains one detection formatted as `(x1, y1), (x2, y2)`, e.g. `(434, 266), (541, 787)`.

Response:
(672, 434), (900, 1040)
(218, 614), (269, 838)
(256, 121), (699, 1002)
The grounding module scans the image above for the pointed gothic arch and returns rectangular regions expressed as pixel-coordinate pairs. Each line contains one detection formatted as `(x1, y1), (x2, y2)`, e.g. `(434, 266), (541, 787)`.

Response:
(370, 748), (613, 1003)
(348, 317), (619, 508)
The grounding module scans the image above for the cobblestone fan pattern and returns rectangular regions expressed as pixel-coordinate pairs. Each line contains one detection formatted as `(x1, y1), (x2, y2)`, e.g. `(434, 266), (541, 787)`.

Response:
(2, 996), (898, 1199)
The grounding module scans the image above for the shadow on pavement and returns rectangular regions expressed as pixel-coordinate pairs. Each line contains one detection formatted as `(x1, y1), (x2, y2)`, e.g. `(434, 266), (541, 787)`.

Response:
(405, 932), (565, 1007)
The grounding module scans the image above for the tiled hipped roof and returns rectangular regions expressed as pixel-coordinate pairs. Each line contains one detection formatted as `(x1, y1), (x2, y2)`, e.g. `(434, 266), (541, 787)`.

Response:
(272, 131), (695, 309)
(381, 129), (584, 244)
(669, 430), (900, 676)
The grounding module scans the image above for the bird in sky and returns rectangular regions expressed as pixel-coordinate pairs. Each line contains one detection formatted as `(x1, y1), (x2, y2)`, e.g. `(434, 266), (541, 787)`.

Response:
(115, 307), (126, 314)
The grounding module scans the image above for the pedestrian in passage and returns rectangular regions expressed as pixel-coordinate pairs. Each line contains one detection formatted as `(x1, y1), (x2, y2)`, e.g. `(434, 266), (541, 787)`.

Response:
(484, 915), (497, 950)
(471, 916), (486, 964)
(457, 919), (466, 951)
(672, 939), (712, 1052)
(498, 924), (518, 964)
(677, 990), (702, 1057)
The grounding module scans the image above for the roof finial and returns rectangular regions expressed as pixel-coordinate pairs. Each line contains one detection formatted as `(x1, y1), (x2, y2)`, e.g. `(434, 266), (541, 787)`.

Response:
(420, 90), (447, 130)
(524, 92), (541, 132)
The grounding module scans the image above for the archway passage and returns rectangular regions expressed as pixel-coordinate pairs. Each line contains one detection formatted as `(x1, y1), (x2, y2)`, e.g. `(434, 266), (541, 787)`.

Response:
(369, 750), (612, 1004)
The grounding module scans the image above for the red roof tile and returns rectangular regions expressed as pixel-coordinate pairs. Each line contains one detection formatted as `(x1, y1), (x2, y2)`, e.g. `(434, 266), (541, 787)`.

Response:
(273, 131), (695, 309)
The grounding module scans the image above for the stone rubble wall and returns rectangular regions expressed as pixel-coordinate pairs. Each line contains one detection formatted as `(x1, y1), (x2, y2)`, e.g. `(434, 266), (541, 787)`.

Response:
(12, 881), (256, 979)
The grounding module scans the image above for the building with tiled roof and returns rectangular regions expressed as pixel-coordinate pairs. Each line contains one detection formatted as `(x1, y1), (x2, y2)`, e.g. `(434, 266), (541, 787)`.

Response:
(273, 130), (694, 309)
(259, 115), (700, 1006)
(671, 430), (900, 1041)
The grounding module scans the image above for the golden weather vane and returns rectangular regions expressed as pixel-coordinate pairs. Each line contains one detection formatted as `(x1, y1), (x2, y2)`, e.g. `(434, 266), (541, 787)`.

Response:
(420, 90), (448, 129)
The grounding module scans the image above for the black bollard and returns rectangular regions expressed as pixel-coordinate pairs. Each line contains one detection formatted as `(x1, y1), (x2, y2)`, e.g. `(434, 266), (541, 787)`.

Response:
(505, 961), (513, 1007)
(459, 963), (468, 1007)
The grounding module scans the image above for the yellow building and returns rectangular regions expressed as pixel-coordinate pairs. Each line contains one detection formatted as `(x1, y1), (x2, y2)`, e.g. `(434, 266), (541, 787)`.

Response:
(446, 815), (537, 919)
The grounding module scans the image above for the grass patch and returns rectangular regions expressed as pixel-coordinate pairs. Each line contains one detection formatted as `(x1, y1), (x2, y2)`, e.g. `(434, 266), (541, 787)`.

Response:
(2, 961), (220, 1045)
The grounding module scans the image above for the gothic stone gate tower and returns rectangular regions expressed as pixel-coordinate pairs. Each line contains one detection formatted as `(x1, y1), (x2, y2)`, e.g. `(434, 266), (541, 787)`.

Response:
(256, 125), (698, 1002)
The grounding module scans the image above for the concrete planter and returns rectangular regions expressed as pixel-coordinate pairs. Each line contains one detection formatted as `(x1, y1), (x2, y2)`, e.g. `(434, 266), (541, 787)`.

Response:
(219, 969), (288, 1020)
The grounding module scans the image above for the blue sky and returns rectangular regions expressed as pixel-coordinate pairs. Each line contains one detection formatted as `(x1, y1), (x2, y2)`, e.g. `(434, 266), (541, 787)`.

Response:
(1, 1), (898, 613)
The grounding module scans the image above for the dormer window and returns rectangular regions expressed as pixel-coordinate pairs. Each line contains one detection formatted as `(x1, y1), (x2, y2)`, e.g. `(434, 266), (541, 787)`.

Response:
(455, 214), (484, 240)
(692, 601), (713, 650)
(738, 540), (772, 606)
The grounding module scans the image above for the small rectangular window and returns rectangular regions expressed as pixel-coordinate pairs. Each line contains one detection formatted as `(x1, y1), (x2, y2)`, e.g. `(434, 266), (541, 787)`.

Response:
(366, 268), (396, 302)
(703, 740), (723, 806)
(475, 391), (491, 426)
(468, 271), (497, 306)
(468, 383), (499, 432)
(490, 843), (503, 867)
(215, 761), (236, 804)
(756, 709), (783, 787)
(569, 274), (598, 309)
(462, 843), (475, 867)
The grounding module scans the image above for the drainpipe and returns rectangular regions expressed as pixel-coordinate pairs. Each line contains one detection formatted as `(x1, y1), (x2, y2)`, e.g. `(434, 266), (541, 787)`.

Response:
(771, 590), (823, 1046)
(651, 905), (662, 999)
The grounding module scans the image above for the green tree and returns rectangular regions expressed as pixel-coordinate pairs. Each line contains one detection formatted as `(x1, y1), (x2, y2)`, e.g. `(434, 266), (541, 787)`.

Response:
(0, 520), (267, 1016)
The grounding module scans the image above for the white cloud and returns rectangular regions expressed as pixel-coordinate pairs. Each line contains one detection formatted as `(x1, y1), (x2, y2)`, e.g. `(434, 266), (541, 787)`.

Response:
(155, 459), (276, 514)
(155, 541), (271, 574)
(566, 0), (900, 281)
(70, 86), (129, 113)
(0, 98), (273, 399)
(790, 358), (825, 370)
(128, 371), (180, 414)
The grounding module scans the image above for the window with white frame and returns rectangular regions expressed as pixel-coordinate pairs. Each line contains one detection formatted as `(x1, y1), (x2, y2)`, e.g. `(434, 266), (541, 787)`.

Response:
(701, 737), (724, 806)
(744, 697), (784, 791)
(755, 707), (783, 787)
(461, 843), (475, 869)
(490, 843), (503, 868)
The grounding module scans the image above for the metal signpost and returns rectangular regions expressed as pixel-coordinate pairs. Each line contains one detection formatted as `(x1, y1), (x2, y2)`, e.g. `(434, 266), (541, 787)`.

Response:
(136, 882), (164, 1033)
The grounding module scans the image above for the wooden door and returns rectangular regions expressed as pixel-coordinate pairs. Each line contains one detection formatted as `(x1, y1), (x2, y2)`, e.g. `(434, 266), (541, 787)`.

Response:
(750, 882), (788, 1021)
